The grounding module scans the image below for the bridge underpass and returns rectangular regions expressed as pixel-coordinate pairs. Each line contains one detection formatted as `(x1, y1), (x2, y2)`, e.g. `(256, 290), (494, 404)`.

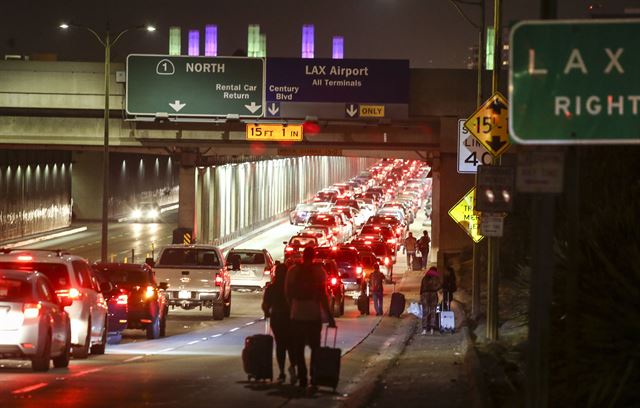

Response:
(0, 59), (487, 264)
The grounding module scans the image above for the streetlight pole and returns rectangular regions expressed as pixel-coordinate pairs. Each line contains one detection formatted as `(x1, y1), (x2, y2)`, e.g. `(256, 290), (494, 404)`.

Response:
(59, 23), (155, 262)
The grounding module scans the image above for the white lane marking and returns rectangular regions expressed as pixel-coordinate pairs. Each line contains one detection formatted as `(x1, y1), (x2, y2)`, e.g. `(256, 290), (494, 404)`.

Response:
(12, 382), (49, 394)
(229, 327), (240, 332)
(201, 337), (208, 341)
(124, 356), (144, 363)
(210, 334), (222, 338)
(245, 321), (255, 326)
(187, 340), (200, 345)
(70, 368), (103, 377)
(159, 348), (175, 353)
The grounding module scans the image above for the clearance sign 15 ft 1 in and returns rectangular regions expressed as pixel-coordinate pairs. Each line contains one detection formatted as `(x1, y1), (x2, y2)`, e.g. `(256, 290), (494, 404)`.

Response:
(509, 19), (640, 145)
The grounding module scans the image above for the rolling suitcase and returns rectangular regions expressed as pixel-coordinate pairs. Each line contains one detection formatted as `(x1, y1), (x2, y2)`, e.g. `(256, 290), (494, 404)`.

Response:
(439, 302), (455, 333)
(358, 293), (370, 315)
(412, 256), (422, 271)
(242, 319), (273, 381)
(389, 283), (406, 317)
(314, 326), (341, 391)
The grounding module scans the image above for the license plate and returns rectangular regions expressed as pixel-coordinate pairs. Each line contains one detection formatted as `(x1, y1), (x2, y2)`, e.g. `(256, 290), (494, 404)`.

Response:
(178, 290), (190, 299)
(240, 269), (251, 276)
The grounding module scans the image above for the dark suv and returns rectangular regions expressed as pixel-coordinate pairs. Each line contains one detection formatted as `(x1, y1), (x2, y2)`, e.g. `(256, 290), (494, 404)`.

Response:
(314, 258), (345, 317)
(314, 246), (363, 300)
(92, 263), (168, 340)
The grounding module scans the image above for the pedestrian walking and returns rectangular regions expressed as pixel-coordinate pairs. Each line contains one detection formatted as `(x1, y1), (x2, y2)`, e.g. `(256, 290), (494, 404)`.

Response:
(285, 247), (336, 395)
(262, 263), (296, 384)
(441, 266), (457, 311)
(403, 231), (418, 269)
(368, 263), (385, 316)
(417, 230), (431, 269)
(420, 266), (441, 335)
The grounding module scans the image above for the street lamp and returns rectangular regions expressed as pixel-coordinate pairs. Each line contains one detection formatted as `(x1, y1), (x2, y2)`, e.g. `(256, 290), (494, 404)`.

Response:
(59, 22), (155, 262)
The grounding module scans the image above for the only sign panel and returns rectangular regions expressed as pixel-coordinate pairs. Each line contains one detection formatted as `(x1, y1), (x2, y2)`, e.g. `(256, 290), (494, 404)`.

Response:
(464, 92), (511, 157)
(448, 187), (484, 243)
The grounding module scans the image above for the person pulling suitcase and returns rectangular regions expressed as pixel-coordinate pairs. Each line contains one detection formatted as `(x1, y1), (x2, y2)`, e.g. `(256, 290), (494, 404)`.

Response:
(420, 266), (441, 335)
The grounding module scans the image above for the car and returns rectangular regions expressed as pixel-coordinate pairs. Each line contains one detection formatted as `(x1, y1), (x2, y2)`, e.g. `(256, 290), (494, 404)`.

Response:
(366, 214), (407, 239)
(289, 204), (317, 225)
(91, 278), (128, 342)
(298, 229), (331, 247)
(314, 246), (364, 299)
(349, 239), (394, 281)
(0, 249), (109, 359)
(315, 258), (345, 317)
(358, 224), (399, 254)
(0, 270), (72, 371)
(303, 225), (337, 246)
(284, 235), (319, 263)
(92, 263), (169, 340)
(225, 249), (276, 291)
(150, 245), (232, 320)
(306, 213), (349, 243)
(130, 202), (161, 223)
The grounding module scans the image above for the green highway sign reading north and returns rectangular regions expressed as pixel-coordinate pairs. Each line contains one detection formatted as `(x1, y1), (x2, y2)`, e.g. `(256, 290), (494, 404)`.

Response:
(509, 20), (640, 144)
(126, 54), (265, 118)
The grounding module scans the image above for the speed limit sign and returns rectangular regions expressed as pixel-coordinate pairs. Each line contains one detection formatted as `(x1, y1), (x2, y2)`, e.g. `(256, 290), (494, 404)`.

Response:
(458, 119), (492, 174)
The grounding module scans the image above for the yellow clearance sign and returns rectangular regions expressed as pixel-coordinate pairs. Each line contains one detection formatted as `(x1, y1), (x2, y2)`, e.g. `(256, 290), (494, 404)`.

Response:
(448, 187), (484, 243)
(246, 124), (303, 141)
(359, 104), (385, 117)
(464, 92), (510, 157)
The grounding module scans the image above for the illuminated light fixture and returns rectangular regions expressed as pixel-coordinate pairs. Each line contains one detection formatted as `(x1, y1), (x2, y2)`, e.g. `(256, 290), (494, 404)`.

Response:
(146, 25), (156, 32)
(247, 24), (260, 57)
(169, 26), (181, 55)
(301, 24), (314, 58)
(332, 36), (344, 59)
(258, 33), (267, 57)
(188, 29), (200, 56)
(59, 23), (69, 29)
(205, 25), (218, 56)
(485, 26), (495, 71)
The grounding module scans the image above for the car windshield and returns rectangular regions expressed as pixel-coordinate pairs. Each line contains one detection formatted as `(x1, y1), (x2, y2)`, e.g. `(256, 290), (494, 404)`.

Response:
(0, 262), (69, 290)
(361, 225), (393, 236)
(96, 268), (149, 286)
(226, 251), (265, 264)
(295, 204), (314, 212)
(307, 215), (336, 226)
(0, 278), (30, 301)
(157, 248), (221, 267)
(289, 236), (318, 246)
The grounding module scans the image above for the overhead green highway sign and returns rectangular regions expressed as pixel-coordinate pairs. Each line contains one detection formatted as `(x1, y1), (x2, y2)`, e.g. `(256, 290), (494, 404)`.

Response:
(126, 54), (265, 118)
(509, 19), (640, 144)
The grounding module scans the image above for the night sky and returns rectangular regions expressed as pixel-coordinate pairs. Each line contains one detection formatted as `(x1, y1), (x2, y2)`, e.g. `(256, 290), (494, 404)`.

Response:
(0, 1), (610, 68)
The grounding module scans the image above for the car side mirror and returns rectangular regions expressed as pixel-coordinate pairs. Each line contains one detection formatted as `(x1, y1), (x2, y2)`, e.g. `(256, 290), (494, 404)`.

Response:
(283, 241), (287, 245)
(158, 282), (168, 291)
(58, 296), (73, 308)
(99, 281), (114, 294)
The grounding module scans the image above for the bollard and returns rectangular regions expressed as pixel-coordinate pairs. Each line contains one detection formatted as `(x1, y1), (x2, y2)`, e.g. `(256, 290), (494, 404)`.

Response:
(131, 248), (135, 264)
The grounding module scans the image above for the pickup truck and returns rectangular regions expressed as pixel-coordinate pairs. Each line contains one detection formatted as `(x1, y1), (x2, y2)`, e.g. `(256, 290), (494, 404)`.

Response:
(149, 245), (231, 320)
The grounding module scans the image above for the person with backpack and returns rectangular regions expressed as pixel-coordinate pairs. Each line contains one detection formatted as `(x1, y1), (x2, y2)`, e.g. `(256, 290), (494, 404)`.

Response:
(285, 247), (336, 395)
(368, 263), (385, 316)
(262, 263), (296, 384)
(441, 266), (457, 311)
(420, 266), (441, 335)
(417, 230), (431, 269)
(403, 231), (418, 270)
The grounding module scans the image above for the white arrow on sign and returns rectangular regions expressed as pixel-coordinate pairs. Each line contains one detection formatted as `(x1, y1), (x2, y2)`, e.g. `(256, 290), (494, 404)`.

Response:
(244, 102), (262, 114)
(268, 103), (280, 116)
(169, 100), (186, 112)
(346, 104), (358, 117)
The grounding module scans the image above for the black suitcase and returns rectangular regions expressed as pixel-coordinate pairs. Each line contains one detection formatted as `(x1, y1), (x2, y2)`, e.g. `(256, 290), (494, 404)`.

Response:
(357, 294), (370, 315)
(412, 257), (422, 271)
(389, 284), (406, 317)
(242, 320), (273, 381)
(314, 326), (341, 391)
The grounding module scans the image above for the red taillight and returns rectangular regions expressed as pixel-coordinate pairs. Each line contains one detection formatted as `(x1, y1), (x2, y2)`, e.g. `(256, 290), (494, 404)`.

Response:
(264, 267), (272, 276)
(17, 255), (33, 262)
(144, 286), (155, 299)
(215, 274), (223, 286)
(23, 303), (41, 319)
(332, 246), (338, 251)
(56, 288), (83, 301)
(356, 266), (363, 276)
(285, 246), (295, 252)
(387, 238), (397, 244)
(364, 240), (372, 245)
(330, 277), (338, 286)
(116, 293), (128, 305)
(384, 257), (390, 266)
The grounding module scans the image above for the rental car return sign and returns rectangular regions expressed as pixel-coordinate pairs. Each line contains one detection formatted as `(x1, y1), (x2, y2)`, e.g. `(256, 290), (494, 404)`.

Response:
(509, 20), (640, 144)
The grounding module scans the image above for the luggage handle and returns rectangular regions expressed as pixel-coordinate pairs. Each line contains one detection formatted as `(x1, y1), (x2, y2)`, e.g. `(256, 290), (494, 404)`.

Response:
(264, 317), (270, 335)
(324, 325), (338, 348)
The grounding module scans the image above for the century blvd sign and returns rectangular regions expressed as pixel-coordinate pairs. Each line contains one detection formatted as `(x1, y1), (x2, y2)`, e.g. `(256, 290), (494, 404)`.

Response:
(509, 19), (640, 144)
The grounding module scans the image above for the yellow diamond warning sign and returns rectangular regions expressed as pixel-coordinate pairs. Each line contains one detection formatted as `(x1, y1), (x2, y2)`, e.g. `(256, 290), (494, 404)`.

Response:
(464, 92), (510, 157)
(448, 187), (484, 243)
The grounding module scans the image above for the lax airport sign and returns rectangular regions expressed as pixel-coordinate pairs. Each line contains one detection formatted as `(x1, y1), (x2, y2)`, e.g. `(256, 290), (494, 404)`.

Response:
(509, 20), (640, 144)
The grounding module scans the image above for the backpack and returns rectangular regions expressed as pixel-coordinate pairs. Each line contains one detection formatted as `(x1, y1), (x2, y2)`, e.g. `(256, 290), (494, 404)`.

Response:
(369, 271), (383, 293)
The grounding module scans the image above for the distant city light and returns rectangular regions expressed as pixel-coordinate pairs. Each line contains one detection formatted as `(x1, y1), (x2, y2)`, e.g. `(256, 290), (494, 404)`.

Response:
(302, 24), (314, 58)
(188, 30), (200, 56)
(205, 25), (218, 56)
(248, 25), (260, 57)
(486, 26), (495, 71)
(332, 36), (344, 59)
(259, 34), (267, 57)
(169, 26), (181, 55)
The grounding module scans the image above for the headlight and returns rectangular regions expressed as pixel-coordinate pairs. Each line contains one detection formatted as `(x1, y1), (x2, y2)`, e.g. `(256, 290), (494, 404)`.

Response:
(131, 209), (142, 219)
(147, 209), (159, 219)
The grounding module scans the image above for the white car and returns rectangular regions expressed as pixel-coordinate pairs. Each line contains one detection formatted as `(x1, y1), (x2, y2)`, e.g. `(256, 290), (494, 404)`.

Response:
(130, 202), (161, 222)
(225, 249), (276, 291)
(0, 270), (72, 371)
(0, 250), (109, 359)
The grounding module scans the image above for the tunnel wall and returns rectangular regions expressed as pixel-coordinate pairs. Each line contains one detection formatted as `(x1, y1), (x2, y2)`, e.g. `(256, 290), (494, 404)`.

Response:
(196, 156), (377, 245)
(0, 150), (72, 242)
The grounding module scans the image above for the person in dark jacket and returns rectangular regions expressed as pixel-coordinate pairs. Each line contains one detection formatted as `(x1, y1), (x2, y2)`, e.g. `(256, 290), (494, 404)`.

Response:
(420, 267), (441, 335)
(368, 264), (385, 316)
(262, 263), (295, 383)
(441, 266), (457, 311)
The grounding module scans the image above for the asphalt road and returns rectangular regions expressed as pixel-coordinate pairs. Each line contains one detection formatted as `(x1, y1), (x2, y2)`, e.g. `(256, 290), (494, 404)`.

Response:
(1, 212), (407, 407)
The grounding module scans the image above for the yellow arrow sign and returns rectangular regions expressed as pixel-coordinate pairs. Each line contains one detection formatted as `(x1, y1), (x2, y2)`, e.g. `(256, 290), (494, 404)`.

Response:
(448, 187), (484, 243)
(464, 92), (510, 157)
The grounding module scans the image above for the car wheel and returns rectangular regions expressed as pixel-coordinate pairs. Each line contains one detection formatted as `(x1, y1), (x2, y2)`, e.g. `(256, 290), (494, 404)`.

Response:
(32, 330), (52, 372)
(146, 315), (161, 340)
(91, 321), (107, 355)
(53, 326), (71, 368)
(72, 320), (91, 359)
(224, 294), (232, 317)
(212, 302), (224, 320)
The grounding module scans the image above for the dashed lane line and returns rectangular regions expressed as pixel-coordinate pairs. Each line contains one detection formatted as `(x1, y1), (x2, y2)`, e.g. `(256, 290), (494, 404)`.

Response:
(12, 382), (48, 394)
